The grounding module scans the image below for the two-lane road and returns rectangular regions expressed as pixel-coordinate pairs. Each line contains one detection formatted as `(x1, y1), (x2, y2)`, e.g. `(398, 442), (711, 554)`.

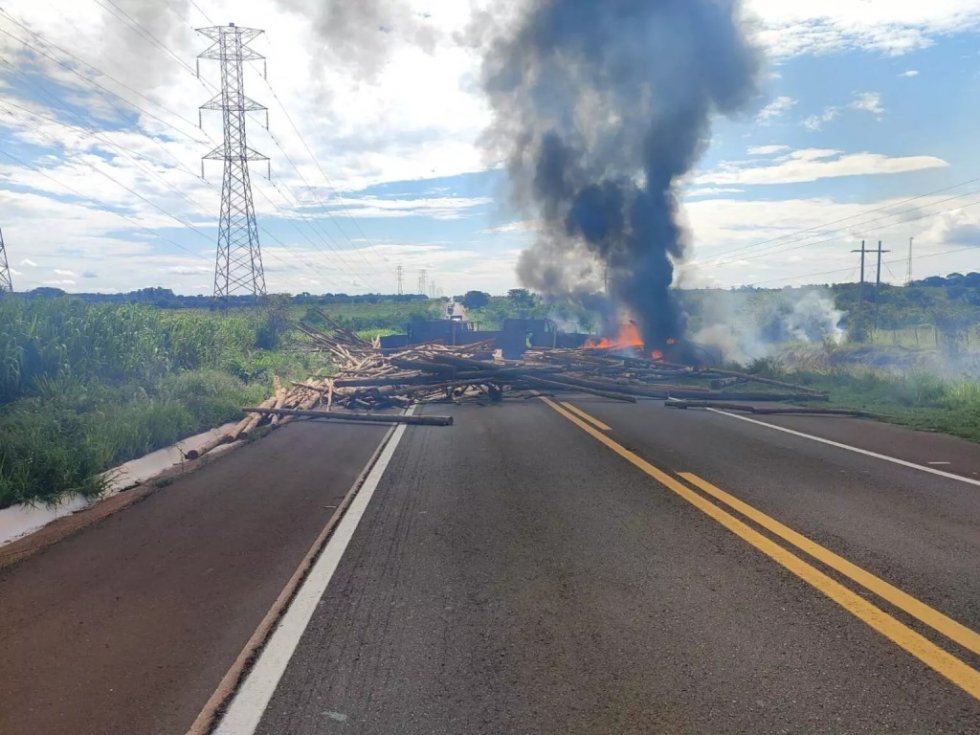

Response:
(233, 397), (980, 735)
(1, 395), (978, 734)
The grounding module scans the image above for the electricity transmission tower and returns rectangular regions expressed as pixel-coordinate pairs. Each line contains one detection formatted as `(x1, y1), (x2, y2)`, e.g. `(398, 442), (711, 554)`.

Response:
(197, 23), (269, 301)
(0, 227), (11, 293)
(396, 265), (403, 295)
(418, 269), (427, 295)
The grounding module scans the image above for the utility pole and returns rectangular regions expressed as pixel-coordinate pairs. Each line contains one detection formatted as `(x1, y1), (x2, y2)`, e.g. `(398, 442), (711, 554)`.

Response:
(873, 240), (891, 331)
(851, 239), (867, 309)
(906, 236), (914, 285)
(418, 268), (427, 296)
(198, 23), (269, 303)
(396, 265), (403, 296)
(850, 240), (867, 338)
(0, 227), (12, 293)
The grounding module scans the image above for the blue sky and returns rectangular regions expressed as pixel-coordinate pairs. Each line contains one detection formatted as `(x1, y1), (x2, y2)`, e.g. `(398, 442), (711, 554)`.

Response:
(1, 0), (980, 296)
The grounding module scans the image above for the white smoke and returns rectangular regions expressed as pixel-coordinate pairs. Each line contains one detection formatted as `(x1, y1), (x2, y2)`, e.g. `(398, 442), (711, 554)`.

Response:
(693, 288), (845, 365)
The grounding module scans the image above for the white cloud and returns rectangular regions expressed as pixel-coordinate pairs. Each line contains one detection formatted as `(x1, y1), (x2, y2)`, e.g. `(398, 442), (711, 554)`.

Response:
(484, 220), (542, 235)
(747, 144), (790, 156)
(757, 96), (797, 122)
(803, 107), (840, 131)
(697, 148), (948, 186)
(0, 0), (488, 192)
(682, 190), (980, 288)
(0, 0), (975, 296)
(323, 195), (492, 220)
(900, 69), (920, 77)
(685, 187), (745, 197)
(168, 265), (212, 276)
(803, 92), (884, 131)
(54, 268), (77, 277)
(851, 91), (885, 118)
(746, 1), (980, 58)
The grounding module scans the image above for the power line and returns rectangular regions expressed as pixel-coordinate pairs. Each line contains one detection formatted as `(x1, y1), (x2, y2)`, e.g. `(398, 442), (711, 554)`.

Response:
(0, 146), (210, 262)
(248, 113), (390, 290)
(0, 22), (355, 292)
(188, 0), (216, 25)
(0, 10), (206, 140)
(744, 238), (980, 289)
(0, 95), (338, 290)
(62, 6), (366, 291)
(698, 176), (980, 265)
(251, 62), (389, 247)
(0, 106), (217, 244)
(255, 126), (389, 290)
(693, 188), (980, 269)
(2, 7), (397, 295)
(59, 2), (392, 293)
(95, 0), (201, 78)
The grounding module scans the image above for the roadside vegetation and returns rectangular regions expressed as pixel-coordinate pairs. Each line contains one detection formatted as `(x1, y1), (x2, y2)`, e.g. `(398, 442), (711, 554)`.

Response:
(0, 296), (317, 508)
(742, 355), (980, 443)
(7, 272), (980, 508)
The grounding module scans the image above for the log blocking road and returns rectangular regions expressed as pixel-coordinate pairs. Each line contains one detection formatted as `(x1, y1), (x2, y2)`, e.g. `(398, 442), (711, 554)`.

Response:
(1, 398), (979, 734)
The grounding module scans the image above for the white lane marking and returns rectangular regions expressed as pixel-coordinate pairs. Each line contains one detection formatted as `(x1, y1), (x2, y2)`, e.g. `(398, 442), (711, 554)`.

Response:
(213, 417), (412, 735)
(706, 408), (980, 488)
(928, 461), (952, 466)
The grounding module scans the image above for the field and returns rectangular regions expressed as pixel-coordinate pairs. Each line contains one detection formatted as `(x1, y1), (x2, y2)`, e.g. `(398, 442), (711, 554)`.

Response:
(0, 297), (322, 508)
(7, 282), (980, 508)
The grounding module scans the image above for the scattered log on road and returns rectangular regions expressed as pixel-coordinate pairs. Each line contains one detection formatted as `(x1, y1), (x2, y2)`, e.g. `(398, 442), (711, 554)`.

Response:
(189, 312), (834, 461)
(243, 407), (453, 426)
(665, 399), (866, 416)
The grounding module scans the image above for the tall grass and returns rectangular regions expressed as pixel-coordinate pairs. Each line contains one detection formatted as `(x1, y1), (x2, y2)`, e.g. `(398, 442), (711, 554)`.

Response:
(0, 297), (315, 508)
(753, 357), (980, 443)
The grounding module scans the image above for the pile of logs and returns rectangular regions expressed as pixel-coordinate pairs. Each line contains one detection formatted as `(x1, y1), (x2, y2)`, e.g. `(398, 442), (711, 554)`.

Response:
(185, 317), (830, 460)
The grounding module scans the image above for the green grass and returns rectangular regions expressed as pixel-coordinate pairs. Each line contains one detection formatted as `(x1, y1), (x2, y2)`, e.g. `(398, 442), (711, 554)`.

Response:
(0, 297), (322, 508)
(750, 358), (980, 443)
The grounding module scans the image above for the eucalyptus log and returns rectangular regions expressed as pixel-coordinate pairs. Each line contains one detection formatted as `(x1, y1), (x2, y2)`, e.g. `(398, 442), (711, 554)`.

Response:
(665, 399), (864, 416)
(243, 407), (452, 426)
(522, 376), (637, 403)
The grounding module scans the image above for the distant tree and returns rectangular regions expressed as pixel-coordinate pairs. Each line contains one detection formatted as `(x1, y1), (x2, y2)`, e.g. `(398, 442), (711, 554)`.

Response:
(507, 288), (535, 310)
(462, 290), (491, 309)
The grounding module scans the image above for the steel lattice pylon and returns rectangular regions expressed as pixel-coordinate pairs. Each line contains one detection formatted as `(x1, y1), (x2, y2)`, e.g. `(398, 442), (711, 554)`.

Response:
(0, 227), (12, 294)
(197, 23), (269, 301)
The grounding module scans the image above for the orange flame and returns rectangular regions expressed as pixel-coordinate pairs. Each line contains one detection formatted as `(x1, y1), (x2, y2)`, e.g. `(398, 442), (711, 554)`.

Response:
(585, 322), (643, 350)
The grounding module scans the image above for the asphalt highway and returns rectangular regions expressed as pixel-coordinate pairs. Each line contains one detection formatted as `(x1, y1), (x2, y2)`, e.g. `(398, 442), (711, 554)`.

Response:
(0, 420), (387, 735)
(1, 397), (978, 734)
(246, 397), (979, 735)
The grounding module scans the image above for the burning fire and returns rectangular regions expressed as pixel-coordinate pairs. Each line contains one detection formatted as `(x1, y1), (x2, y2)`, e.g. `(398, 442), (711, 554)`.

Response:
(585, 322), (643, 350)
(585, 323), (671, 362)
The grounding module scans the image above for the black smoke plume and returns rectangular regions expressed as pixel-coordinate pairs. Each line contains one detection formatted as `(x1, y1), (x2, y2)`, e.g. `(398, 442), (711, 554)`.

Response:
(480, 0), (761, 349)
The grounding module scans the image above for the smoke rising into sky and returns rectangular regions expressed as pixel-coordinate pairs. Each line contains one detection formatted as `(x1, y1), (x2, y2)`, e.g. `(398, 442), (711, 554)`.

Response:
(480, 0), (762, 347)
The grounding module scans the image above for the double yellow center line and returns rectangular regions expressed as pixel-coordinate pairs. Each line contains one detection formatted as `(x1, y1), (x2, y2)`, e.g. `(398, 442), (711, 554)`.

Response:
(541, 396), (980, 700)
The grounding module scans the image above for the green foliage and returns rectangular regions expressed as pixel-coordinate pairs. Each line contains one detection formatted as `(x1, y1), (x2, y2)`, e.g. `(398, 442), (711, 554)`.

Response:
(0, 297), (319, 508)
(760, 364), (980, 443)
(461, 290), (491, 309)
(507, 288), (535, 311)
(301, 299), (440, 333)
